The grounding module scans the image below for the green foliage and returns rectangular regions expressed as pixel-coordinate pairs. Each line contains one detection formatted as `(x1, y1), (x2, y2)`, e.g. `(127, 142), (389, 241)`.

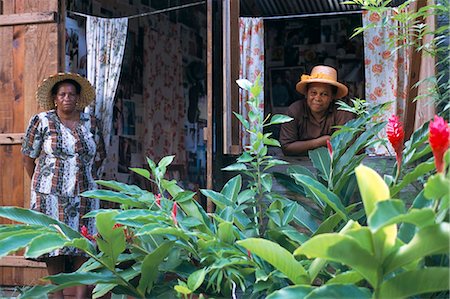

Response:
(0, 74), (448, 299)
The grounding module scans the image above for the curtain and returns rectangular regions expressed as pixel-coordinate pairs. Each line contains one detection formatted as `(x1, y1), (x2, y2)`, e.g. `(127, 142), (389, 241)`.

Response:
(363, 10), (410, 156)
(142, 17), (185, 165)
(239, 17), (264, 147)
(86, 16), (128, 158)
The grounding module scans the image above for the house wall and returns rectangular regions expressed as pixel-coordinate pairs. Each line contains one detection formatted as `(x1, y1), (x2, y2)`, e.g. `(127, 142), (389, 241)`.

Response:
(66, 0), (208, 196)
(0, 0), (64, 286)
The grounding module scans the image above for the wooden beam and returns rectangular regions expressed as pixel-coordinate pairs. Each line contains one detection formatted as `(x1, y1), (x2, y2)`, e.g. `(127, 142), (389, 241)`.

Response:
(403, 0), (427, 140)
(206, 0), (213, 212)
(0, 133), (24, 145)
(0, 256), (46, 268)
(0, 12), (57, 27)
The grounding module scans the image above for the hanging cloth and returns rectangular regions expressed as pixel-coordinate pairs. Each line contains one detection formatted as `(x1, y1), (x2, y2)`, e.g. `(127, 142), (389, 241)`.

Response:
(363, 9), (410, 156)
(239, 17), (264, 147)
(86, 16), (128, 167)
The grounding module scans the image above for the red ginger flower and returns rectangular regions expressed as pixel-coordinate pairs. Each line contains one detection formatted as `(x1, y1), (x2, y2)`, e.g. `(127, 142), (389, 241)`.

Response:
(429, 115), (450, 173)
(387, 115), (405, 166)
(171, 202), (178, 226)
(155, 193), (162, 208)
(81, 225), (95, 241)
(326, 139), (333, 158)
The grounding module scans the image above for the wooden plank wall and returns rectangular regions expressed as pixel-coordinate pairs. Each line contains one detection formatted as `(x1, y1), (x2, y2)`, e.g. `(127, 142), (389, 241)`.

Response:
(0, 0), (63, 286)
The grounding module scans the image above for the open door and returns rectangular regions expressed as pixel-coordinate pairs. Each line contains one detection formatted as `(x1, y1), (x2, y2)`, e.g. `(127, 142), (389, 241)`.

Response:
(0, 0), (65, 286)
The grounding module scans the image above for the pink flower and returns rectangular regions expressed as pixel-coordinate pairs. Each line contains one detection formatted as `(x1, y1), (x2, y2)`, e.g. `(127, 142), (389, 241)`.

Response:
(387, 115), (405, 172)
(81, 225), (95, 241)
(429, 115), (450, 173)
(171, 202), (178, 226)
(326, 139), (333, 158)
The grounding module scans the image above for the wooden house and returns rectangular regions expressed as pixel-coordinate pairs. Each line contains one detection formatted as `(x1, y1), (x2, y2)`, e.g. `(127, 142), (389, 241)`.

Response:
(0, 0), (437, 288)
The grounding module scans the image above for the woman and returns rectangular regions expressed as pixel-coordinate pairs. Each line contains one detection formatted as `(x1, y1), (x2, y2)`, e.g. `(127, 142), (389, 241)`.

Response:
(279, 65), (355, 155)
(22, 73), (105, 299)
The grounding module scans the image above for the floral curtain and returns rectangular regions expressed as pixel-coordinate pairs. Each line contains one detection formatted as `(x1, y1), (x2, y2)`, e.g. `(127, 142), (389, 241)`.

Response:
(86, 16), (128, 157)
(142, 16), (185, 165)
(239, 17), (264, 146)
(363, 10), (410, 156)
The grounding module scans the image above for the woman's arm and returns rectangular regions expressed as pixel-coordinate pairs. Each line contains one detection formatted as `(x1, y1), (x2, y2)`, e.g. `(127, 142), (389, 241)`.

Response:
(23, 155), (36, 179)
(282, 135), (330, 156)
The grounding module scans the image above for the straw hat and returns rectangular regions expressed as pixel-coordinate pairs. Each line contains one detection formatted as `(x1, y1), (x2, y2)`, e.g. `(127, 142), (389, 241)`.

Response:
(296, 65), (348, 99)
(36, 73), (95, 110)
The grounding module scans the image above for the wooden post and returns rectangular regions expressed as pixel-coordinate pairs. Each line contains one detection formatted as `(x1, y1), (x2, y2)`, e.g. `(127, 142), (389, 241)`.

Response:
(403, 0), (427, 140)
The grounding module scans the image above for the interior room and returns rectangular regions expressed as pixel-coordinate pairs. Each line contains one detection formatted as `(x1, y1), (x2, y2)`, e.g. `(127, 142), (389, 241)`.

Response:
(65, 0), (208, 201)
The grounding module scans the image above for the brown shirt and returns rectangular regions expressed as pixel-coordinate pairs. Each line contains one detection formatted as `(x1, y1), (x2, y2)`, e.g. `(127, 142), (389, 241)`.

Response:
(279, 100), (355, 147)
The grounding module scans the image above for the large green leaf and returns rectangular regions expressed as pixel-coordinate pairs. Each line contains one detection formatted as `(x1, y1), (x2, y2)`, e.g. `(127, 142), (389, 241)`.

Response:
(402, 121), (430, 165)
(96, 180), (147, 195)
(137, 241), (175, 295)
(326, 270), (364, 285)
(292, 201), (319, 233)
(266, 285), (314, 299)
(273, 172), (307, 196)
(334, 122), (385, 175)
(424, 173), (450, 200)
(200, 189), (231, 209)
(0, 231), (45, 257)
(221, 175), (242, 203)
(47, 272), (121, 286)
(0, 207), (81, 239)
(368, 200), (435, 232)
(379, 267), (450, 299)
(308, 147), (331, 181)
(20, 285), (58, 299)
(355, 164), (397, 259)
(92, 268), (140, 299)
(295, 233), (378, 286)
(305, 284), (372, 299)
(218, 221), (235, 244)
(237, 238), (309, 284)
(96, 211), (126, 269)
(187, 268), (207, 292)
(390, 161), (435, 196)
(292, 174), (348, 220)
(384, 223), (450, 274)
(25, 233), (68, 258)
(81, 190), (147, 208)
(269, 114), (294, 125)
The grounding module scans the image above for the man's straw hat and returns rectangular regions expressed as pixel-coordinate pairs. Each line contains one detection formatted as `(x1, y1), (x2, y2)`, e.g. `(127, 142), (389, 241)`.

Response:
(36, 73), (95, 110)
(296, 65), (348, 99)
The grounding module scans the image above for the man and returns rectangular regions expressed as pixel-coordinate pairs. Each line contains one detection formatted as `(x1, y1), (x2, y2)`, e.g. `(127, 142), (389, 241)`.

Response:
(280, 65), (355, 155)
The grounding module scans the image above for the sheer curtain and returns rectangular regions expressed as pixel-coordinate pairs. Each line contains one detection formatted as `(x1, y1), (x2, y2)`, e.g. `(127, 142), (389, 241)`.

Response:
(239, 17), (264, 147)
(363, 10), (410, 155)
(86, 16), (128, 157)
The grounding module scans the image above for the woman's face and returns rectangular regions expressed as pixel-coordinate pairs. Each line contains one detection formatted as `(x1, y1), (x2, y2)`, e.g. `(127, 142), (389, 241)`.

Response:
(54, 83), (79, 113)
(306, 82), (334, 116)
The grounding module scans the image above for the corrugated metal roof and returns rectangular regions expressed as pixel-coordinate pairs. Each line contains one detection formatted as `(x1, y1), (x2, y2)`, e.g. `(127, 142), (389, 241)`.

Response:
(240, 0), (407, 17)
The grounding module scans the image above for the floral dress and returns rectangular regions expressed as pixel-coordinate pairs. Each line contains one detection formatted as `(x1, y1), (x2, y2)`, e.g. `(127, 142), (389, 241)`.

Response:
(22, 110), (105, 258)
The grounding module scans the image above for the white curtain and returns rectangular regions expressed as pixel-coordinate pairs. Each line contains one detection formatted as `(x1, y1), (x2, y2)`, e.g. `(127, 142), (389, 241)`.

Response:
(86, 16), (128, 153)
(239, 17), (264, 147)
(363, 10), (410, 155)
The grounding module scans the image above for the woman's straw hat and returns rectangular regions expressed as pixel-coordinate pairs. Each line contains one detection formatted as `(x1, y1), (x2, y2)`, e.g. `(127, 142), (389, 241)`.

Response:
(296, 65), (348, 99)
(36, 73), (96, 110)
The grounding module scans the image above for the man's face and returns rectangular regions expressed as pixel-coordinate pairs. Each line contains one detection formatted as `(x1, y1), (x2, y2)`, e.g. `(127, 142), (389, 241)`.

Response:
(306, 82), (334, 116)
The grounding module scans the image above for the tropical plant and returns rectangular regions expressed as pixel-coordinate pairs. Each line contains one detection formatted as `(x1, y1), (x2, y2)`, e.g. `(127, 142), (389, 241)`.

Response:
(239, 158), (450, 298)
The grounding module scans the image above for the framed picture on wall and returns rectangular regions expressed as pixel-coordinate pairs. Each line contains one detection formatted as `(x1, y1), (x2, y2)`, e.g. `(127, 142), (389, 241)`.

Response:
(269, 66), (305, 114)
